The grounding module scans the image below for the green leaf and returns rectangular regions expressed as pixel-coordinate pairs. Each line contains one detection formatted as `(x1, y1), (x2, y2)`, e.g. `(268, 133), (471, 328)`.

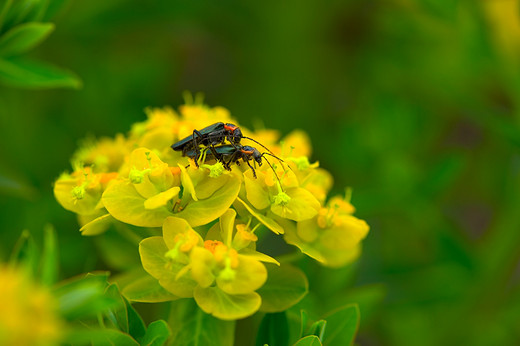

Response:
(64, 328), (139, 346)
(0, 22), (54, 56)
(53, 272), (120, 320)
(9, 229), (39, 276)
(141, 320), (171, 346)
(193, 285), (262, 320)
(321, 304), (359, 346)
(125, 297), (147, 342)
(0, 56), (81, 88)
(0, 0), (38, 30)
(40, 224), (58, 286)
(123, 275), (179, 303)
(256, 312), (290, 346)
(293, 335), (323, 346)
(168, 299), (235, 346)
(300, 310), (309, 338)
(104, 284), (129, 333)
(306, 320), (326, 341)
(257, 264), (308, 313)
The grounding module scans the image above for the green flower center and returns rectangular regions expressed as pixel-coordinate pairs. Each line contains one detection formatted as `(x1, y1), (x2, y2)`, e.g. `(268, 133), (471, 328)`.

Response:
(202, 162), (225, 178)
(291, 156), (310, 170)
(71, 186), (86, 200)
(129, 168), (146, 184)
(274, 191), (291, 206)
(218, 257), (236, 281)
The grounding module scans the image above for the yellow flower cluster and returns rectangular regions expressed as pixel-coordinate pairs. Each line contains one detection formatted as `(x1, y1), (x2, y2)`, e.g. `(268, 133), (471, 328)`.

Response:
(0, 266), (62, 346)
(53, 101), (369, 319)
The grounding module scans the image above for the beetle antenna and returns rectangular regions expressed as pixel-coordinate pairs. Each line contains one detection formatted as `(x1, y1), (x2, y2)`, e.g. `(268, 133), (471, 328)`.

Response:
(243, 137), (278, 157)
(262, 152), (292, 172)
(262, 156), (284, 191)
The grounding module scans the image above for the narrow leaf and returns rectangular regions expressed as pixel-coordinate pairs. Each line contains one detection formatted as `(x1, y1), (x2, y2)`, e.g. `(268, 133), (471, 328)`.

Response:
(0, 22), (54, 56)
(40, 224), (58, 286)
(0, 56), (81, 89)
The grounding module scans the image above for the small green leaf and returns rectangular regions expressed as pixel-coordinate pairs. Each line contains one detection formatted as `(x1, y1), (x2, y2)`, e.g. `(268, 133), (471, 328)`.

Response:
(321, 304), (359, 346)
(125, 297), (147, 342)
(64, 328), (139, 346)
(168, 299), (235, 346)
(0, 56), (81, 89)
(257, 264), (308, 313)
(256, 312), (290, 346)
(141, 320), (171, 346)
(0, 22), (54, 56)
(9, 230), (39, 276)
(300, 310), (309, 338)
(40, 224), (58, 286)
(306, 320), (326, 341)
(104, 284), (129, 333)
(123, 275), (179, 303)
(294, 335), (322, 346)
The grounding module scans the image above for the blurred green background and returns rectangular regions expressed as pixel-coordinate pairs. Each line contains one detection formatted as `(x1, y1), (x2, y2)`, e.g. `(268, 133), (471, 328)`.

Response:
(1, 0), (520, 344)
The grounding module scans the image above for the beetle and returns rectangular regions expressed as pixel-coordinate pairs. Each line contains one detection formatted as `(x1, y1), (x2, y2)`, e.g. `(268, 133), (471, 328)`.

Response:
(185, 144), (283, 179)
(171, 123), (242, 164)
(171, 122), (275, 167)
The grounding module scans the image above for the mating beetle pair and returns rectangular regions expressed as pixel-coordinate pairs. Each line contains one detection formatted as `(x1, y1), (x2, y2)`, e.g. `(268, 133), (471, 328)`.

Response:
(171, 122), (283, 178)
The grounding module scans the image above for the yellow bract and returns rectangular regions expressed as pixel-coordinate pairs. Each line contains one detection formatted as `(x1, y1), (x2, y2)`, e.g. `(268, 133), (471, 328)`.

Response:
(0, 266), (63, 346)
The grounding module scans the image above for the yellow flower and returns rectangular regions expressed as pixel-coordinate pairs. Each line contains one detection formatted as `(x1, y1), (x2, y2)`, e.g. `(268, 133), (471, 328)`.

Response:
(55, 97), (370, 275)
(140, 211), (270, 320)
(53, 166), (116, 216)
(0, 266), (63, 346)
(284, 192), (369, 267)
(102, 148), (240, 227)
(72, 134), (131, 173)
(243, 167), (320, 222)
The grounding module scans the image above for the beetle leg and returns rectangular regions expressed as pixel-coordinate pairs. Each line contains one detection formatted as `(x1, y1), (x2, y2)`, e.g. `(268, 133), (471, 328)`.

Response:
(245, 157), (257, 178)
(192, 129), (204, 166)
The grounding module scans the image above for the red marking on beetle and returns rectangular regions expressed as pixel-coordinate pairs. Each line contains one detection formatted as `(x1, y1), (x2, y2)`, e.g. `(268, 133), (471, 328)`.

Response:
(224, 124), (238, 131)
(241, 149), (254, 154)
